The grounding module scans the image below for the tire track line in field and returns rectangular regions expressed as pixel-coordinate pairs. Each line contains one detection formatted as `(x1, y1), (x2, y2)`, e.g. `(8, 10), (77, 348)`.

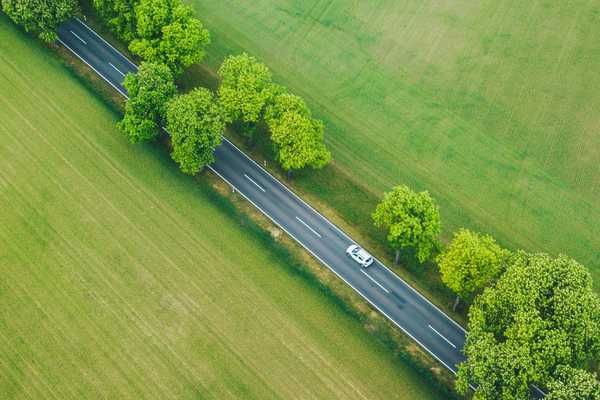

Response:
(0, 175), (175, 399)
(0, 333), (48, 399)
(0, 121), (219, 398)
(3, 49), (418, 396)
(0, 180), (219, 399)
(0, 109), (316, 399)
(9, 79), (378, 399)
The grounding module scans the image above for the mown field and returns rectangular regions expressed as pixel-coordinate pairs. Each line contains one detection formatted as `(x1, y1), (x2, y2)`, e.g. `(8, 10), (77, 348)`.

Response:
(0, 18), (444, 399)
(191, 0), (600, 285)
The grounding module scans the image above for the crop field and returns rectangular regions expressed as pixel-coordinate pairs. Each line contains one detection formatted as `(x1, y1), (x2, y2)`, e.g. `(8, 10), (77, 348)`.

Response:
(0, 18), (443, 399)
(191, 0), (600, 285)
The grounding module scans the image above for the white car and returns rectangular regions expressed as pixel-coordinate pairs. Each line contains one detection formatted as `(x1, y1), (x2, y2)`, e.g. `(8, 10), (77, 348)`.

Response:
(346, 244), (374, 268)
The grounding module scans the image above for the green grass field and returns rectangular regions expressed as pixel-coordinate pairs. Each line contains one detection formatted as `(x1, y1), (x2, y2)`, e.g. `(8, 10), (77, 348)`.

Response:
(0, 18), (444, 399)
(191, 0), (600, 284)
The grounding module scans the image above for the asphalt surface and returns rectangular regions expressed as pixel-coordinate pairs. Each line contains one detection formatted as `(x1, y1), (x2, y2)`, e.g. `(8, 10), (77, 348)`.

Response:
(57, 19), (137, 97)
(58, 15), (467, 373)
(57, 16), (471, 377)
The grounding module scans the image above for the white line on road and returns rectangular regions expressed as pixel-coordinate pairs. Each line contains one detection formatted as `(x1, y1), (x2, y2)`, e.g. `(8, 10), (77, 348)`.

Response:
(295, 217), (322, 238)
(361, 270), (390, 293)
(59, 23), (467, 377)
(208, 165), (459, 375)
(109, 62), (125, 77)
(57, 39), (129, 98)
(76, 18), (138, 70)
(428, 325), (457, 348)
(221, 137), (467, 335)
(244, 174), (265, 192)
(70, 30), (87, 45)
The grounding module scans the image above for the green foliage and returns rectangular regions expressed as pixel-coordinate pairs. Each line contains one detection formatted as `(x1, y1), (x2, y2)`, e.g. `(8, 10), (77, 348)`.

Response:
(437, 229), (509, 302)
(372, 186), (441, 263)
(217, 55), (331, 172)
(165, 88), (224, 174)
(119, 62), (176, 143)
(217, 53), (275, 124)
(269, 110), (331, 173)
(457, 252), (600, 399)
(1, 0), (78, 41)
(546, 366), (600, 400)
(128, 0), (209, 74)
(92, 0), (137, 41)
(264, 92), (309, 123)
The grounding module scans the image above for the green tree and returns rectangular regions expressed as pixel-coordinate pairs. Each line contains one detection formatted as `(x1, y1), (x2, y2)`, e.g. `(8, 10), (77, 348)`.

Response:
(92, 0), (137, 41)
(372, 185), (441, 264)
(1, 0), (78, 42)
(437, 228), (509, 310)
(165, 88), (224, 174)
(457, 252), (600, 399)
(129, 0), (209, 74)
(217, 53), (276, 137)
(269, 111), (331, 176)
(546, 366), (600, 400)
(119, 62), (176, 143)
(264, 92), (309, 123)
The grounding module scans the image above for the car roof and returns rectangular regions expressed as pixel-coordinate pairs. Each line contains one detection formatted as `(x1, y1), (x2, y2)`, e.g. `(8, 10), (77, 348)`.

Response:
(356, 247), (372, 259)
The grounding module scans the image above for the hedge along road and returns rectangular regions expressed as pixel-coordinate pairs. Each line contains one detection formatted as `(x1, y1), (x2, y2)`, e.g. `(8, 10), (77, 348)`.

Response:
(57, 16), (468, 378)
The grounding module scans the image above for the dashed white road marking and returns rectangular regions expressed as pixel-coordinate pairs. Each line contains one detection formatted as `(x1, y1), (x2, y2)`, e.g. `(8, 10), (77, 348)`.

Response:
(76, 17), (138, 70)
(295, 216), (322, 238)
(60, 20), (470, 376)
(57, 39), (129, 98)
(360, 270), (390, 293)
(70, 30), (87, 45)
(220, 139), (466, 336)
(109, 62), (125, 77)
(208, 165), (460, 375)
(244, 174), (265, 192)
(428, 325), (457, 348)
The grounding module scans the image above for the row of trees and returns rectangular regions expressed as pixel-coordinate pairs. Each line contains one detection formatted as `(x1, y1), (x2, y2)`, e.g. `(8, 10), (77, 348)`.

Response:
(119, 53), (332, 176)
(0, 0), (208, 74)
(91, 0), (221, 174)
(93, 0), (210, 74)
(371, 185), (600, 399)
(86, 0), (330, 176)
(6, 2), (596, 397)
(218, 53), (331, 176)
(94, 8), (331, 176)
(371, 186), (507, 310)
(1, 0), (78, 41)
(2, 1), (331, 176)
(118, 62), (223, 174)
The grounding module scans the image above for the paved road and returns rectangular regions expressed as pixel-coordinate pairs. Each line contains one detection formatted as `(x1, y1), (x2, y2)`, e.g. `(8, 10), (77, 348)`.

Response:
(58, 19), (137, 97)
(58, 15), (467, 373)
(56, 18), (551, 398)
(57, 15), (475, 377)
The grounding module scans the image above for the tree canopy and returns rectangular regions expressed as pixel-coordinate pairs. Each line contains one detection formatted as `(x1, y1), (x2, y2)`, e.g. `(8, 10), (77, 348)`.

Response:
(165, 88), (224, 174)
(372, 185), (441, 263)
(129, 0), (209, 74)
(92, 0), (137, 41)
(1, 0), (78, 42)
(217, 54), (331, 172)
(119, 62), (176, 143)
(437, 228), (509, 308)
(264, 92), (310, 123)
(269, 110), (331, 173)
(217, 53), (276, 124)
(457, 252), (600, 399)
(546, 366), (600, 400)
